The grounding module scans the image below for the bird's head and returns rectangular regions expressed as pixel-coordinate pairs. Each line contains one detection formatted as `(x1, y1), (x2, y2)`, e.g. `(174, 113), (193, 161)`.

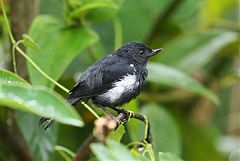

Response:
(116, 42), (163, 63)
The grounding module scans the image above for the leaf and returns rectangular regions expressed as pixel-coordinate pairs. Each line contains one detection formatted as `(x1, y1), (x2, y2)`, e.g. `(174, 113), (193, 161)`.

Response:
(141, 104), (181, 155)
(66, 0), (124, 23)
(91, 143), (116, 161)
(147, 63), (219, 104)
(159, 30), (238, 73)
(0, 69), (28, 84)
(91, 140), (137, 161)
(22, 34), (40, 51)
(107, 140), (137, 160)
(200, 0), (236, 25)
(55, 145), (75, 161)
(107, 125), (125, 141)
(176, 116), (225, 161)
(159, 152), (184, 161)
(119, 0), (170, 42)
(27, 15), (98, 88)
(0, 83), (83, 127)
(0, 70), (79, 160)
(15, 111), (57, 161)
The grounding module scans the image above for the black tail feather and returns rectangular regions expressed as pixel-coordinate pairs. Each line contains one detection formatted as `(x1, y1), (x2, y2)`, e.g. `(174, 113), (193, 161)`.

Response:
(39, 117), (54, 130)
(38, 98), (81, 130)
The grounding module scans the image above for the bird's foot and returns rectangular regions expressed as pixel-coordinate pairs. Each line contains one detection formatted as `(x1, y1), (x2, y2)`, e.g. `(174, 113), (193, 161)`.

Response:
(114, 109), (133, 130)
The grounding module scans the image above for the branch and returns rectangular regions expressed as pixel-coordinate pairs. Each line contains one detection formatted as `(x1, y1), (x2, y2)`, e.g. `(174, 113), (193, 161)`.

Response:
(73, 111), (152, 161)
(0, 123), (33, 161)
(73, 117), (117, 161)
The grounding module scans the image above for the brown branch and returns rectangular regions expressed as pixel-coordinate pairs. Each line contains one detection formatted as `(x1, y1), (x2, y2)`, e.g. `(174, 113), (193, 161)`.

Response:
(0, 123), (33, 161)
(73, 111), (152, 161)
(72, 117), (117, 161)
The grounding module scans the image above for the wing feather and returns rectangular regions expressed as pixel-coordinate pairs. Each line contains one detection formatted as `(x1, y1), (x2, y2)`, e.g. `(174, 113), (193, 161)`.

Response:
(67, 55), (134, 103)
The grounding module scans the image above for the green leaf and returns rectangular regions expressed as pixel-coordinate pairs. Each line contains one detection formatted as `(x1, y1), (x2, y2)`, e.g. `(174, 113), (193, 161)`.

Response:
(27, 15), (98, 88)
(107, 125), (125, 141)
(159, 30), (238, 73)
(0, 69), (28, 84)
(91, 140), (137, 161)
(55, 145), (75, 161)
(159, 152), (184, 161)
(15, 112), (57, 161)
(119, 0), (169, 42)
(147, 63), (219, 104)
(22, 34), (40, 51)
(141, 104), (181, 155)
(0, 83), (83, 127)
(176, 116), (225, 161)
(67, 0), (124, 23)
(0, 70), (59, 161)
(91, 143), (116, 161)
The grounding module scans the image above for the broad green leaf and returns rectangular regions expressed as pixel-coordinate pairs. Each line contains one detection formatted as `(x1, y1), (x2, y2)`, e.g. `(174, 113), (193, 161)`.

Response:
(141, 104), (181, 155)
(107, 125), (125, 141)
(27, 15), (98, 88)
(15, 111), (57, 161)
(68, 0), (124, 23)
(147, 63), (219, 104)
(159, 30), (238, 73)
(159, 152), (184, 161)
(0, 83), (83, 127)
(55, 145), (75, 161)
(0, 70), (58, 161)
(176, 116), (225, 161)
(200, 0), (236, 25)
(91, 143), (116, 161)
(91, 140), (137, 161)
(119, 0), (169, 42)
(107, 140), (137, 160)
(0, 69), (28, 84)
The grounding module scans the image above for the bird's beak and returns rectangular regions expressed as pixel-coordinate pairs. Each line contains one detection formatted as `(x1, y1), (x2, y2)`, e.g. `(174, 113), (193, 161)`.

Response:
(150, 48), (163, 57)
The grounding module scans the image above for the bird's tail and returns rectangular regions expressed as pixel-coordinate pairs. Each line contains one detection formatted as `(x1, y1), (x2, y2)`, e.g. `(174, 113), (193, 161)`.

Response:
(39, 98), (79, 130)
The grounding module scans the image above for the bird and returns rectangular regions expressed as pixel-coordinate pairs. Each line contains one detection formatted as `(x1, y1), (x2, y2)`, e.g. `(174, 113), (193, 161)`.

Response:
(39, 42), (162, 129)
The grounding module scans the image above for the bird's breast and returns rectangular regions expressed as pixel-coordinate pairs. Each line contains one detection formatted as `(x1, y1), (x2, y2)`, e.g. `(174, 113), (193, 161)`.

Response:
(96, 74), (140, 106)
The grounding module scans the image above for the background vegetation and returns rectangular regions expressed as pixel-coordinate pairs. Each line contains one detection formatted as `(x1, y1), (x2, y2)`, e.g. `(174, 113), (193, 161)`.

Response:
(0, 0), (239, 161)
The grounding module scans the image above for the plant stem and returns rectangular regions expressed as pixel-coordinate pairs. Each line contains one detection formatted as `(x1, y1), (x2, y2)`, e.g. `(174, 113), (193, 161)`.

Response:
(81, 101), (100, 119)
(113, 16), (122, 50)
(15, 46), (69, 93)
(0, 0), (16, 44)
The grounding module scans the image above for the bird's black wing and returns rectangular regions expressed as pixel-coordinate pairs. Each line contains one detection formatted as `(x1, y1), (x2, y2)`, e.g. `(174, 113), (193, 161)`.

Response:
(67, 55), (134, 104)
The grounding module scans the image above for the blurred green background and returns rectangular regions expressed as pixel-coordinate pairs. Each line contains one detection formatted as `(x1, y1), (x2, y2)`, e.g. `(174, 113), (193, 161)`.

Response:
(0, 0), (239, 161)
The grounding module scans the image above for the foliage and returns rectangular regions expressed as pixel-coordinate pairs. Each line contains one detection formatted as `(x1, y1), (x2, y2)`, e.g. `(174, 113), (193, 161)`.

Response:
(0, 0), (239, 161)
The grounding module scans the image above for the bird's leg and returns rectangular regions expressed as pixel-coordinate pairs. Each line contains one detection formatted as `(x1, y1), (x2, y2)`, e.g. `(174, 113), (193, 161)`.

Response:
(111, 107), (152, 144)
(101, 107), (152, 144)
(99, 106), (115, 119)
(113, 109), (134, 130)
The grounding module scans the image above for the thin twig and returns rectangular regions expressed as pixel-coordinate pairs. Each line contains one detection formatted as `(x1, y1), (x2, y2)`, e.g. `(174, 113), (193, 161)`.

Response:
(130, 113), (152, 144)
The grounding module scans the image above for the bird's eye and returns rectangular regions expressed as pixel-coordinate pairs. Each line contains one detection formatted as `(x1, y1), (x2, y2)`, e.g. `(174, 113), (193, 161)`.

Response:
(140, 50), (144, 54)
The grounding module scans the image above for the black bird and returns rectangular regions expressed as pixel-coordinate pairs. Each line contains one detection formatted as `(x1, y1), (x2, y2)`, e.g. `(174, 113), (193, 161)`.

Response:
(39, 42), (162, 129)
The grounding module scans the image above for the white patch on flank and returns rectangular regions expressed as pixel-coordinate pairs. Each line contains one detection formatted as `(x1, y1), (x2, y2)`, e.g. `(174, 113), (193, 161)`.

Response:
(130, 64), (134, 67)
(99, 74), (138, 103)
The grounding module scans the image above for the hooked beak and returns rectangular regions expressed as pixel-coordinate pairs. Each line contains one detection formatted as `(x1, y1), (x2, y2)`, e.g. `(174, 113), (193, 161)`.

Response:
(150, 48), (163, 57)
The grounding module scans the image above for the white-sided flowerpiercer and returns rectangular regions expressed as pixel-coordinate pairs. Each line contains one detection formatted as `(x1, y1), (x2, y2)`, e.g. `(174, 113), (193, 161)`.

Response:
(39, 42), (162, 129)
